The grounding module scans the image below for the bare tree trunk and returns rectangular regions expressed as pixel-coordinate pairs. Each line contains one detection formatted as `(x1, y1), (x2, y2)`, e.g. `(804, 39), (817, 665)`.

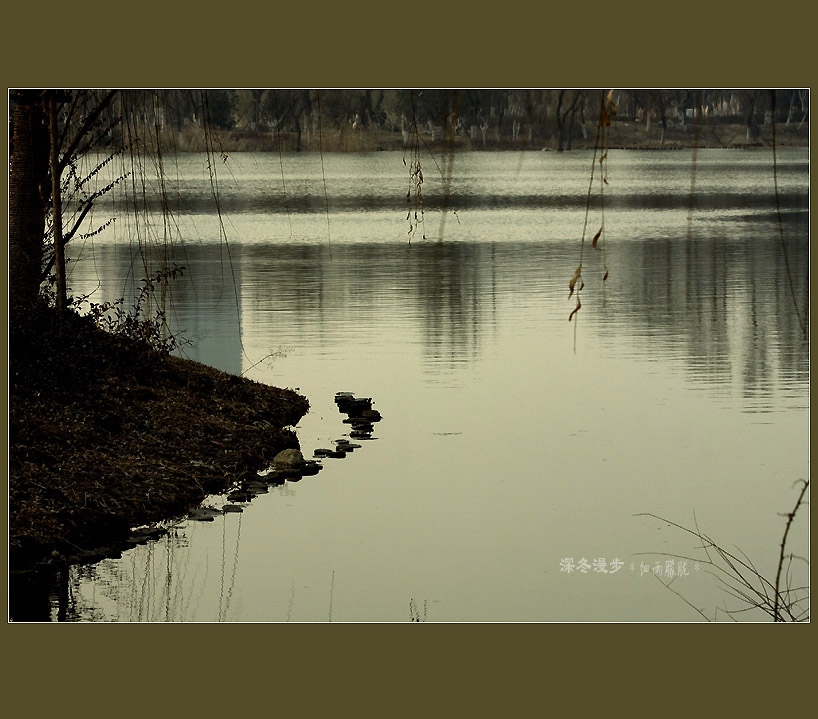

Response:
(48, 94), (66, 315)
(9, 91), (50, 314)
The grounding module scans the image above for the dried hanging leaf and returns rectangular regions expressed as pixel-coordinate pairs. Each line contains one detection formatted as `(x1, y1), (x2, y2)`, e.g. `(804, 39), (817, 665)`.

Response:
(592, 228), (602, 248)
(599, 151), (608, 165)
(607, 90), (617, 115)
(601, 109), (611, 127)
(568, 297), (581, 322)
(568, 263), (582, 298)
(603, 270), (609, 281)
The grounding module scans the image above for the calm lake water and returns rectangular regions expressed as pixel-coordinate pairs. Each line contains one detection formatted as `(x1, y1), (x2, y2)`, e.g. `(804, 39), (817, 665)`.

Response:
(29, 148), (812, 621)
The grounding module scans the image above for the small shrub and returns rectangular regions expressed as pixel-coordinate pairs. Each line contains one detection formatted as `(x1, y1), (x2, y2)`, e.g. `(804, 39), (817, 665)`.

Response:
(68, 264), (189, 355)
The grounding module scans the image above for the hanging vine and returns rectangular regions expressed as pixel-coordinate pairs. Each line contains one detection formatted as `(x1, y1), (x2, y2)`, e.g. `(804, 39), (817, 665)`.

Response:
(569, 88), (616, 323)
(404, 90), (426, 244)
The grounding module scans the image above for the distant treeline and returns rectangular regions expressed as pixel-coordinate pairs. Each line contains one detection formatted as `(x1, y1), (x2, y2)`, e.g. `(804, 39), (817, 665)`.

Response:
(61, 89), (812, 152)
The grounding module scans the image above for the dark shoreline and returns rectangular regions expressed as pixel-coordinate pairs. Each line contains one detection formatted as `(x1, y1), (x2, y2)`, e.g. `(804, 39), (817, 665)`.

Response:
(8, 302), (309, 577)
(119, 121), (809, 155)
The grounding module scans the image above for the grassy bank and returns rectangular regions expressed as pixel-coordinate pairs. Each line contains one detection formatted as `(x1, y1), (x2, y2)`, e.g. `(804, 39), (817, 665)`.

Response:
(8, 303), (309, 571)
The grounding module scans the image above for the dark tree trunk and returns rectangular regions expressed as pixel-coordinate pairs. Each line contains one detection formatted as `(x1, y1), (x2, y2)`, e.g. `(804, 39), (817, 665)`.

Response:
(555, 90), (566, 151)
(48, 94), (67, 314)
(294, 115), (302, 151)
(249, 89), (264, 130)
(656, 91), (668, 144)
(9, 91), (50, 316)
(566, 92), (583, 150)
(555, 90), (581, 151)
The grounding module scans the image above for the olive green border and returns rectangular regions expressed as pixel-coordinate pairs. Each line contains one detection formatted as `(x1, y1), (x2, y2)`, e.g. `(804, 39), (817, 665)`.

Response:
(2, 0), (812, 714)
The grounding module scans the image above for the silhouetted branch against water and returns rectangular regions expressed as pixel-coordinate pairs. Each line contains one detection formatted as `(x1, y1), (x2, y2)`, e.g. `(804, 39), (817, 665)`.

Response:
(650, 573), (711, 621)
(199, 91), (249, 365)
(239, 346), (290, 377)
(570, 90), (616, 325)
(404, 90), (426, 244)
(58, 89), (117, 173)
(773, 479), (809, 621)
(635, 481), (809, 621)
(269, 90), (294, 239)
(315, 91), (333, 260)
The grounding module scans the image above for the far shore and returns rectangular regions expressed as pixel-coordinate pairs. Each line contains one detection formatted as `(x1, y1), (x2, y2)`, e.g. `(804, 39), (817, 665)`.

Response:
(131, 120), (809, 154)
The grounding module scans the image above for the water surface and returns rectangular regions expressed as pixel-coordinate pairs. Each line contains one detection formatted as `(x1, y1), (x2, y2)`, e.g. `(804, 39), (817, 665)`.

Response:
(36, 148), (810, 621)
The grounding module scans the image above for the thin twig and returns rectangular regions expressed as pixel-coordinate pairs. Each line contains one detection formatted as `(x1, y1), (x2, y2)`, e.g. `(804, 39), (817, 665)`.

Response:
(636, 483), (809, 622)
(774, 479), (809, 621)
(652, 574), (711, 622)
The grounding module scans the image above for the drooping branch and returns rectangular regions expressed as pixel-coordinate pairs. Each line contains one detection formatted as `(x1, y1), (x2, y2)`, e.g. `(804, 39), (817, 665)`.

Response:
(58, 90), (117, 173)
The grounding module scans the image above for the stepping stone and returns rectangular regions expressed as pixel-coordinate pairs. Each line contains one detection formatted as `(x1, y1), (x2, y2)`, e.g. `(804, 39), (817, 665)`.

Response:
(227, 491), (253, 503)
(335, 441), (362, 449)
(350, 430), (374, 439)
(189, 507), (221, 522)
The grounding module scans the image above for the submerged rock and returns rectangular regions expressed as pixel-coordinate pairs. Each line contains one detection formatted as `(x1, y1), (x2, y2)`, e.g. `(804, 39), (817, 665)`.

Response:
(189, 507), (221, 522)
(343, 417), (374, 428)
(335, 440), (362, 449)
(227, 490), (255, 502)
(126, 526), (167, 545)
(242, 479), (269, 491)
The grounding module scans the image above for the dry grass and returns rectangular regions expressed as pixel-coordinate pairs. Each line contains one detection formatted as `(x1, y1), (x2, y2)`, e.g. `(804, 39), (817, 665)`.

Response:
(636, 480), (809, 622)
(9, 302), (309, 569)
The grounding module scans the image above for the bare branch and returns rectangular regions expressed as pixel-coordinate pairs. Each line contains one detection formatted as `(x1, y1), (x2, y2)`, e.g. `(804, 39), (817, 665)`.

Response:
(59, 90), (117, 172)
(774, 479), (809, 621)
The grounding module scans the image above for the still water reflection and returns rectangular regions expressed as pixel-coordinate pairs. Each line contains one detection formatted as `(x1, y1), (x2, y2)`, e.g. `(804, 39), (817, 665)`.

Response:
(26, 149), (810, 621)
